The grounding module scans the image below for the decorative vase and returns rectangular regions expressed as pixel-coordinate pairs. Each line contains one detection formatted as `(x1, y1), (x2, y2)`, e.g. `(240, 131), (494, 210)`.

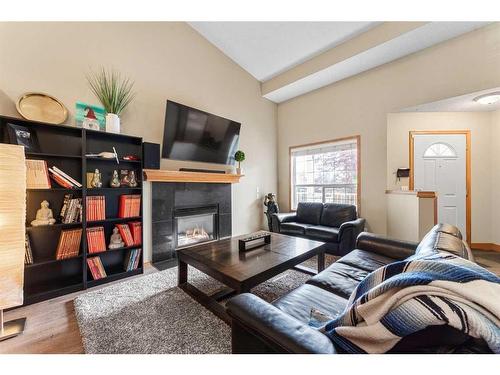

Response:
(236, 167), (243, 175)
(105, 113), (120, 133)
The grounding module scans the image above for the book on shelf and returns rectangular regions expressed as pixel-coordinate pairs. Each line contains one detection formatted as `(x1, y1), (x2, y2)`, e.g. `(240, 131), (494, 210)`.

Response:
(59, 194), (82, 224)
(87, 256), (107, 280)
(55, 228), (82, 260)
(48, 166), (81, 189)
(128, 221), (142, 245)
(86, 196), (106, 221)
(116, 223), (134, 247)
(26, 159), (51, 189)
(118, 194), (141, 218)
(124, 248), (142, 271)
(86, 226), (107, 254)
(52, 166), (82, 187)
(25, 233), (33, 265)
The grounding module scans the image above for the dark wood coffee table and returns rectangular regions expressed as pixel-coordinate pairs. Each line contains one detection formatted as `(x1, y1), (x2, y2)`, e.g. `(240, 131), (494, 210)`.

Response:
(177, 232), (326, 324)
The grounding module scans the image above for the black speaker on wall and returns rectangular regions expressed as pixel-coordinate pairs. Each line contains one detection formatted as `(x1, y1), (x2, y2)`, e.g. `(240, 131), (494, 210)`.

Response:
(143, 142), (160, 169)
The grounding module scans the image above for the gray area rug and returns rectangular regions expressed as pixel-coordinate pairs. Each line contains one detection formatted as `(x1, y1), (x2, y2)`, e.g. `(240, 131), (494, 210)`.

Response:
(74, 255), (337, 354)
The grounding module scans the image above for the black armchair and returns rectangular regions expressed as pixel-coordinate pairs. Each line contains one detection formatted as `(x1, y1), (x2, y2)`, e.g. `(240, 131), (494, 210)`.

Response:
(271, 202), (365, 256)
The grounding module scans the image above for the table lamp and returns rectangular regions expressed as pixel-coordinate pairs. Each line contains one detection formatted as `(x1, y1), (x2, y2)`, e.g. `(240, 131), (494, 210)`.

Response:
(0, 143), (26, 341)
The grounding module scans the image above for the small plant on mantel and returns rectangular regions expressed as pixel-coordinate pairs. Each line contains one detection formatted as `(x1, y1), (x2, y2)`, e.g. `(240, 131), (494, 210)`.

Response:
(86, 67), (136, 134)
(234, 150), (245, 175)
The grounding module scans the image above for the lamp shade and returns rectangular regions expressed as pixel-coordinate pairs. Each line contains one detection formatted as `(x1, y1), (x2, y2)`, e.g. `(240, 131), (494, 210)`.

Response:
(0, 144), (26, 310)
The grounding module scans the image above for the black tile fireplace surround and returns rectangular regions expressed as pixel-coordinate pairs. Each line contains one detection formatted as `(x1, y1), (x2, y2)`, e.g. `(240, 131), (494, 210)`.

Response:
(151, 182), (232, 265)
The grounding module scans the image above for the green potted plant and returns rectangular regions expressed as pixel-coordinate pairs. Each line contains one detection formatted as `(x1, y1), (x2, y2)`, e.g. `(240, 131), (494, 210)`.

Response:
(234, 150), (245, 175)
(87, 67), (136, 134)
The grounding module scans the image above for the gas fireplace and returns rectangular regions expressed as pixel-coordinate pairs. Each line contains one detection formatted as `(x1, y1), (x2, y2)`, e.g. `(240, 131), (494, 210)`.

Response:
(174, 205), (218, 248)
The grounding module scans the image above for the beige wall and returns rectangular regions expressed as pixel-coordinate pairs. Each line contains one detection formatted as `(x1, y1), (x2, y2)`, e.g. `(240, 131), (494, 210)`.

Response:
(277, 23), (500, 235)
(386, 112), (493, 243)
(492, 110), (500, 245)
(0, 22), (278, 246)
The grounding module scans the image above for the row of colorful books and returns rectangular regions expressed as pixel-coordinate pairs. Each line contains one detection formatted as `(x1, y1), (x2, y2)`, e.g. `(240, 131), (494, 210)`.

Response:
(86, 226), (107, 254)
(60, 194), (82, 224)
(26, 159), (81, 189)
(116, 222), (142, 247)
(86, 195), (106, 221)
(56, 228), (83, 259)
(87, 257), (107, 280)
(87, 251), (142, 281)
(124, 248), (142, 272)
(118, 194), (141, 218)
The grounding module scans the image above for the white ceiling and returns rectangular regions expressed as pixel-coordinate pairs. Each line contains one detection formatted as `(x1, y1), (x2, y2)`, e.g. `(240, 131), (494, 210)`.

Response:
(399, 87), (500, 112)
(263, 22), (490, 103)
(189, 22), (491, 103)
(188, 22), (380, 81)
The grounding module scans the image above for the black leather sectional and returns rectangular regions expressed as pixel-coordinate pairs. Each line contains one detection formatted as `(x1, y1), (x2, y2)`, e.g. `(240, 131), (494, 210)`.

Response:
(226, 224), (490, 354)
(271, 202), (365, 255)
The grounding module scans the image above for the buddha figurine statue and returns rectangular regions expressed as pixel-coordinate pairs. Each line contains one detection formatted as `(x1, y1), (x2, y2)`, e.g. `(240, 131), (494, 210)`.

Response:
(108, 227), (125, 249)
(31, 200), (56, 226)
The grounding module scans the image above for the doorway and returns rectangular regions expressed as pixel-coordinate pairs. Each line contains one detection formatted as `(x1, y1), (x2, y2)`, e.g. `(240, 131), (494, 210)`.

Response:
(409, 130), (471, 243)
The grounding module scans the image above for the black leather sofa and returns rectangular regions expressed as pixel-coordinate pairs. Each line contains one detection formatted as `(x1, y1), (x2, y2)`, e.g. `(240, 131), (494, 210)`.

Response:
(271, 202), (365, 256)
(226, 224), (490, 354)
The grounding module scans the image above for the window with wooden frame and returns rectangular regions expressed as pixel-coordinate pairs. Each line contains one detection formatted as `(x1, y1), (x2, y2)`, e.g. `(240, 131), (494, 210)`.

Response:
(290, 136), (360, 211)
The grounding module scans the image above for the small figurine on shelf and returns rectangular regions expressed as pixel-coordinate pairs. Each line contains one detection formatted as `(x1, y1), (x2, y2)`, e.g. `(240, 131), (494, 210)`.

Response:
(31, 200), (56, 226)
(90, 168), (102, 188)
(108, 227), (125, 249)
(110, 170), (121, 188)
(120, 170), (130, 186)
(128, 170), (138, 187)
(264, 193), (279, 232)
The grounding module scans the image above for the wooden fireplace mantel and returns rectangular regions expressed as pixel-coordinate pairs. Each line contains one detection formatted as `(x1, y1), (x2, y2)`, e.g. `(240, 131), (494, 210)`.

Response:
(143, 169), (244, 184)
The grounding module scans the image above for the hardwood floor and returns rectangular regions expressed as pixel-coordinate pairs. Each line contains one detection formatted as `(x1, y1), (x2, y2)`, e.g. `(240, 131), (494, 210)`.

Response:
(0, 263), (157, 354)
(1, 251), (499, 354)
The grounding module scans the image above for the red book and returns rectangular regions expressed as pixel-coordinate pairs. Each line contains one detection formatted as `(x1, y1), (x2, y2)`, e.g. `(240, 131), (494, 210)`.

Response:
(118, 195), (125, 218)
(87, 258), (100, 280)
(116, 224), (134, 247)
(50, 171), (73, 188)
(128, 221), (142, 245)
(100, 196), (106, 220)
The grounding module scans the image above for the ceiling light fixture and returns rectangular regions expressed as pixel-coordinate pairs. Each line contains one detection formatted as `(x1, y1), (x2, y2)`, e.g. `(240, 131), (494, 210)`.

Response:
(473, 92), (500, 105)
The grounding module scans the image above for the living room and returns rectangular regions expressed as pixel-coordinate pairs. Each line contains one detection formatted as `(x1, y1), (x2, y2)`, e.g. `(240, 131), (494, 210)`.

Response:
(1, 1), (499, 371)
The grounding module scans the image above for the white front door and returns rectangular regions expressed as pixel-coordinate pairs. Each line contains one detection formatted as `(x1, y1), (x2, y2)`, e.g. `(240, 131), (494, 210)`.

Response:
(413, 134), (467, 240)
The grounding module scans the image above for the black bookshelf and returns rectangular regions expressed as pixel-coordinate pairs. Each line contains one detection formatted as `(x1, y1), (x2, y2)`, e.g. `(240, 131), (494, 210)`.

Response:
(0, 115), (144, 306)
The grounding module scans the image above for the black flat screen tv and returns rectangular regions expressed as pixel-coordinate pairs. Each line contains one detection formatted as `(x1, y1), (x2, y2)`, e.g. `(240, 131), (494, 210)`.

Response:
(162, 100), (241, 165)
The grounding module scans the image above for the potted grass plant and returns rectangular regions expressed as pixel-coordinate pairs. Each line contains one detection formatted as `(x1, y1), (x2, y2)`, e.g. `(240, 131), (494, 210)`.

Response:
(87, 68), (136, 133)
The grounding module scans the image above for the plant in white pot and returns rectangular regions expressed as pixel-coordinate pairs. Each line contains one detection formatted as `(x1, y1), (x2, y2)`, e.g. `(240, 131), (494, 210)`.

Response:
(87, 68), (135, 134)
(234, 150), (245, 175)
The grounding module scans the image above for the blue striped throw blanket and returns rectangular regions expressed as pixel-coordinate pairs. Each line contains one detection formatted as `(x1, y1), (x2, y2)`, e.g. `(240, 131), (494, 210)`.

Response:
(322, 252), (500, 353)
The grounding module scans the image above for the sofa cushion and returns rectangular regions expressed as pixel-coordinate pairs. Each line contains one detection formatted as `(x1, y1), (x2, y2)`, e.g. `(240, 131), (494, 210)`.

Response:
(432, 223), (463, 239)
(320, 204), (356, 227)
(272, 284), (347, 324)
(416, 229), (473, 260)
(338, 249), (397, 273)
(280, 222), (311, 236)
(305, 226), (339, 243)
(296, 202), (323, 225)
(307, 261), (370, 299)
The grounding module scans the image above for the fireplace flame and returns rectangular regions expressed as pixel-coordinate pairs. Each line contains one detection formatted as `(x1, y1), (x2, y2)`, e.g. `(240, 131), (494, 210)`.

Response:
(185, 225), (210, 240)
